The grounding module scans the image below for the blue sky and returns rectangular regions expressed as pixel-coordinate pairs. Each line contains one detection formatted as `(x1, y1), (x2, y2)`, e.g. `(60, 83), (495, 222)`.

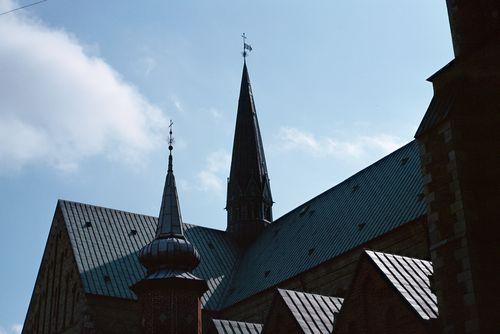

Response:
(0, 0), (453, 331)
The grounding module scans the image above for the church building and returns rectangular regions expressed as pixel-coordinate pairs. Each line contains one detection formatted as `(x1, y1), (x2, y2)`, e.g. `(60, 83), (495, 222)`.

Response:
(22, 1), (500, 333)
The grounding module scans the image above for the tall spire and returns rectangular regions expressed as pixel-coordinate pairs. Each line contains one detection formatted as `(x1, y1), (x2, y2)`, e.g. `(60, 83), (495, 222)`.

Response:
(226, 60), (273, 247)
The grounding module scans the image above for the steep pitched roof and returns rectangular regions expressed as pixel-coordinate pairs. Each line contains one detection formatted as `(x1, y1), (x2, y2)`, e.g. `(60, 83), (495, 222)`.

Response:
(59, 200), (240, 310)
(222, 140), (426, 308)
(212, 319), (263, 334)
(59, 140), (425, 313)
(365, 250), (438, 320)
(276, 289), (343, 334)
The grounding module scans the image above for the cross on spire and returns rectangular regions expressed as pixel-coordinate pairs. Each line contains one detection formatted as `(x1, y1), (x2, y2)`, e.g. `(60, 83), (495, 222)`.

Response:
(168, 120), (174, 152)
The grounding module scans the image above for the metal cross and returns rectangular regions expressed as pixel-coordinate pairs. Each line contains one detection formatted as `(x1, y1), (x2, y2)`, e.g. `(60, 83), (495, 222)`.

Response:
(242, 33), (248, 59)
(168, 120), (174, 150)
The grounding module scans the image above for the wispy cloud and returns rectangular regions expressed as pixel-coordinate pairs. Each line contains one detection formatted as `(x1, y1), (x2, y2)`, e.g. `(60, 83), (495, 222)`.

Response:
(9, 325), (21, 334)
(170, 95), (184, 113)
(0, 324), (22, 334)
(208, 107), (222, 120)
(137, 56), (157, 76)
(0, 1), (168, 173)
(197, 150), (231, 193)
(277, 127), (403, 159)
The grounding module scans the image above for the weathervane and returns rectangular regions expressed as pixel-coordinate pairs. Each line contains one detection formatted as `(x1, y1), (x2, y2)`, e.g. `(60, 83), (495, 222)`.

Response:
(168, 120), (174, 152)
(241, 33), (253, 60)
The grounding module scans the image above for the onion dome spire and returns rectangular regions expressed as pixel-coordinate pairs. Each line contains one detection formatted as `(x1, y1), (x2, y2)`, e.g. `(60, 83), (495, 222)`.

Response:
(138, 121), (200, 273)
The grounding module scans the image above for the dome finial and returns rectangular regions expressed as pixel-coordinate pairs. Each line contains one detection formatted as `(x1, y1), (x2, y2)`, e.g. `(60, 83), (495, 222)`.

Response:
(168, 119), (174, 172)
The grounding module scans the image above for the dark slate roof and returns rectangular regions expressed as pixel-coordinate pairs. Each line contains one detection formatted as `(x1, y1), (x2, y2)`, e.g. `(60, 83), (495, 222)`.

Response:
(212, 319), (263, 334)
(59, 200), (240, 310)
(365, 250), (438, 320)
(415, 87), (457, 137)
(277, 289), (343, 334)
(222, 141), (426, 308)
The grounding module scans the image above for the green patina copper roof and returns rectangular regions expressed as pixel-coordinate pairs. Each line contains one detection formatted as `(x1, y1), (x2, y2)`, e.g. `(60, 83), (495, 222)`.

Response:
(59, 140), (425, 311)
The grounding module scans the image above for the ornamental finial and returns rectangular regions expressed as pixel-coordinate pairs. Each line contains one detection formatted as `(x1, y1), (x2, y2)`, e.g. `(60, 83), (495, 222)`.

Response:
(241, 33), (253, 60)
(168, 120), (174, 171)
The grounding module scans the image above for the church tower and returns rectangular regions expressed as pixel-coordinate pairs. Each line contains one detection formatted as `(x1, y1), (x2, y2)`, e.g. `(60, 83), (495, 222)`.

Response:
(131, 125), (208, 334)
(226, 61), (273, 247)
(415, 1), (500, 332)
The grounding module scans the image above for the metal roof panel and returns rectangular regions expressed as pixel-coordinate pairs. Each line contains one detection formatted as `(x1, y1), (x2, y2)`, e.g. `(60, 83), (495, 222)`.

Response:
(59, 200), (241, 310)
(223, 141), (426, 308)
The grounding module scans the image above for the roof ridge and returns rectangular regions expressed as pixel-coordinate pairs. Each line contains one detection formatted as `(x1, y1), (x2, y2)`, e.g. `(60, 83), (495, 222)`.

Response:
(58, 199), (227, 233)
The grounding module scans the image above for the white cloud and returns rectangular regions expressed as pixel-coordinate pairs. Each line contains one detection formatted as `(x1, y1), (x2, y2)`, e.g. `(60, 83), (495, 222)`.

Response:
(277, 127), (403, 159)
(197, 150), (231, 193)
(0, 324), (22, 334)
(10, 324), (22, 334)
(0, 1), (168, 172)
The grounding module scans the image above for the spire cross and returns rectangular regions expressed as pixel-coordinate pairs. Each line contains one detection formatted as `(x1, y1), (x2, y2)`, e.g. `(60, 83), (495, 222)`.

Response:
(241, 33), (252, 59)
(167, 120), (174, 172)
(168, 120), (174, 152)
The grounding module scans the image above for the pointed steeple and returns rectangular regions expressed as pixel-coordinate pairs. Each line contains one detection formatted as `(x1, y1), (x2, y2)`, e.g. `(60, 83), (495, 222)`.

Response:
(226, 62), (273, 247)
(132, 123), (207, 333)
(137, 124), (201, 273)
(155, 145), (183, 238)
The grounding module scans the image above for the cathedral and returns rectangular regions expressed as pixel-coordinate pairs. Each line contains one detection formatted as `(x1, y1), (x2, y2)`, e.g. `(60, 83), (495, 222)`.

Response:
(22, 1), (500, 333)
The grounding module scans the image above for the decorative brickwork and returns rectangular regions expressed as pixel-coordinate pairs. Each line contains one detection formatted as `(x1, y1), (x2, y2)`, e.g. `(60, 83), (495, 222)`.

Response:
(136, 288), (202, 334)
(22, 207), (89, 334)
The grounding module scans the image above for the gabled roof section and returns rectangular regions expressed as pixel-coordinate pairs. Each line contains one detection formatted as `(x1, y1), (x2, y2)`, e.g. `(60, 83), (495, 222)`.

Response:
(222, 141), (426, 308)
(365, 250), (438, 320)
(212, 319), (263, 334)
(58, 200), (240, 310)
(277, 289), (343, 334)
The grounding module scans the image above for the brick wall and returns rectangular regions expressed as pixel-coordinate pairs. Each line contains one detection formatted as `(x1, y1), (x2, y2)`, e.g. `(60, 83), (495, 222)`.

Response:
(86, 295), (140, 333)
(22, 207), (89, 334)
(333, 258), (429, 334)
(417, 42), (500, 332)
(262, 293), (301, 334)
(219, 219), (429, 324)
(137, 288), (203, 334)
